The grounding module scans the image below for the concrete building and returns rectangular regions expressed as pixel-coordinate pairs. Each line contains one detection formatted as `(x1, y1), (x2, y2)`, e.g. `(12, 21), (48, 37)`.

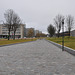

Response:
(35, 30), (42, 36)
(35, 30), (39, 36)
(0, 24), (26, 38)
(70, 30), (75, 37)
(39, 31), (42, 34)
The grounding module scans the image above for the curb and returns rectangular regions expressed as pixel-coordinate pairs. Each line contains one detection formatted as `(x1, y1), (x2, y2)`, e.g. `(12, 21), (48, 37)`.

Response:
(46, 40), (75, 56)
(0, 40), (36, 47)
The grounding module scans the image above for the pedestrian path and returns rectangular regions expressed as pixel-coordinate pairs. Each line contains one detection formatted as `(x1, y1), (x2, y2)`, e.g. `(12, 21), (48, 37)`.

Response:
(0, 39), (75, 75)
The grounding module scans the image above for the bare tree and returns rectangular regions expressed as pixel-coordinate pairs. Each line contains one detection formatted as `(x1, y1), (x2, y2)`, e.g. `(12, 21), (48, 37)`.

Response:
(4, 9), (14, 40)
(66, 15), (74, 37)
(27, 29), (34, 38)
(47, 24), (56, 37)
(54, 14), (64, 38)
(36, 33), (40, 37)
(12, 13), (21, 40)
(4, 9), (21, 40)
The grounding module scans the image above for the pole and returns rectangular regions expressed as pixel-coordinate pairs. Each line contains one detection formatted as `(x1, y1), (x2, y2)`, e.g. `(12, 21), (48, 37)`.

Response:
(62, 19), (64, 51)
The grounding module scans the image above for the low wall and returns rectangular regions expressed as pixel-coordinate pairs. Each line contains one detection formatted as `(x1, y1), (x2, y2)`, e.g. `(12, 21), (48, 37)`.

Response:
(46, 40), (75, 56)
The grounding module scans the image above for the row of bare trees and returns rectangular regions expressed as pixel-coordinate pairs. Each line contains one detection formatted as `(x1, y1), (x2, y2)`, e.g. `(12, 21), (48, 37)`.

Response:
(66, 15), (74, 36)
(4, 9), (21, 40)
(47, 14), (74, 37)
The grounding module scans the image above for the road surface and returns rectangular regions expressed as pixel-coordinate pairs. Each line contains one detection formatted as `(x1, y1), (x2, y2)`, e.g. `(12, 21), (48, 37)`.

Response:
(0, 39), (75, 75)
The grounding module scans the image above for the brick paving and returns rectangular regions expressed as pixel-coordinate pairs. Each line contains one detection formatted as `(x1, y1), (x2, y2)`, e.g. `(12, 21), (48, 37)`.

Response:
(0, 39), (75, 75)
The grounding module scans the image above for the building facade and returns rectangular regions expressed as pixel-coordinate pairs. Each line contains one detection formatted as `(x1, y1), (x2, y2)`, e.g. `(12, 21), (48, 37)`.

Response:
(0, 24), (26, 38)
(70, 30), (75, 37)
(35, 30), (42, 36)
(35, 30), (39, 36)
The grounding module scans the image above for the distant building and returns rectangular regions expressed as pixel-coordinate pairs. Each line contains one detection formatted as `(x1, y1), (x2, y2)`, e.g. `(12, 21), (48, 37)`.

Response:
(55, 30), (75, 37)
(39, 31), (42, 34)
(0, 24), (26, 38)
(55, 31), (69, 37)
(35, 30), (39, 36)
(35, 30), (42, 36)
(70, 30), (75, 37)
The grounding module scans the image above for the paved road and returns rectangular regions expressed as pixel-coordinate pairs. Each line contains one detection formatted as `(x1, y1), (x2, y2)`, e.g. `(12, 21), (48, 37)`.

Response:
(0, 39), (75, 75)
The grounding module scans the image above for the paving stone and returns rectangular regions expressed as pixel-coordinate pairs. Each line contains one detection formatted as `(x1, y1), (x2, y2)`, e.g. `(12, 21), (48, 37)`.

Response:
(0, 39), (75, 75)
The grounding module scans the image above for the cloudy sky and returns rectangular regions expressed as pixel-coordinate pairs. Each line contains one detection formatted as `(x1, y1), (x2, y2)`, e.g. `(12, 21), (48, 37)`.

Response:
(0, 0), (75, 33)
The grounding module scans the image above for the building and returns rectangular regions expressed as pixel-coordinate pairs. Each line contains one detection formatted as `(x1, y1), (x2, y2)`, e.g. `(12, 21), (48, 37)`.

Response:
(55, 31), (69, 37)
(39, 31), (42, 34)
(55, 30), (75, 37)
(35, 30), (39, 36)
(0, 24), (26, 38)
(35, 30), (42, 36)
(70, 30), (75, 37)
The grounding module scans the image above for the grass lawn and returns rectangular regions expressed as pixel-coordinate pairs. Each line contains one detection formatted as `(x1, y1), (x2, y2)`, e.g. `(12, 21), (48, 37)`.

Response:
(0, 38), (37, 46)
(46, 36), (75, 50)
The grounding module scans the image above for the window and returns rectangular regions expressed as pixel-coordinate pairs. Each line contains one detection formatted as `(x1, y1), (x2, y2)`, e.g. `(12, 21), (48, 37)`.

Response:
(2, 32), (7, 34)
(16, 32), (21, 34)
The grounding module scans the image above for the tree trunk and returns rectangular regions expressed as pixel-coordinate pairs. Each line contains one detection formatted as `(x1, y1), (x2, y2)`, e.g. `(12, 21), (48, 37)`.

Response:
(69, 30), (70, 37)
(13, 31), (15, 40)
(58, 32), (60, 38)
(8, 29), (10, 40)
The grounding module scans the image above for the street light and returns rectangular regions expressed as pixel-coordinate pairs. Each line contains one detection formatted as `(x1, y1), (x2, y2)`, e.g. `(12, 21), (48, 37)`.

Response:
(62, 18), (64, 51)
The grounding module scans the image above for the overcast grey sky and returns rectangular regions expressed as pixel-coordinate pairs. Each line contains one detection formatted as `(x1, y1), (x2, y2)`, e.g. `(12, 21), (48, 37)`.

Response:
(0, 0), (75, 33)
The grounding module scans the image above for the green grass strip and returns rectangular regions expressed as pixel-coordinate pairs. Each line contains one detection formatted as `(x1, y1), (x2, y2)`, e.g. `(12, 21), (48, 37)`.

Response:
(0, 38), (37, 46)
(46, 36), (75, 50)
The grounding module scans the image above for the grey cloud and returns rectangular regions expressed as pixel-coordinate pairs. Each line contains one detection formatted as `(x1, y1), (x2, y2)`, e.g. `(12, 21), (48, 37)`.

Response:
(0, 0), (75, 33)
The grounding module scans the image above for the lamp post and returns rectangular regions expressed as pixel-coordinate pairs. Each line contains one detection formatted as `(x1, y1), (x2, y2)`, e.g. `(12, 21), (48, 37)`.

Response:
(62, 19), (64, 51)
